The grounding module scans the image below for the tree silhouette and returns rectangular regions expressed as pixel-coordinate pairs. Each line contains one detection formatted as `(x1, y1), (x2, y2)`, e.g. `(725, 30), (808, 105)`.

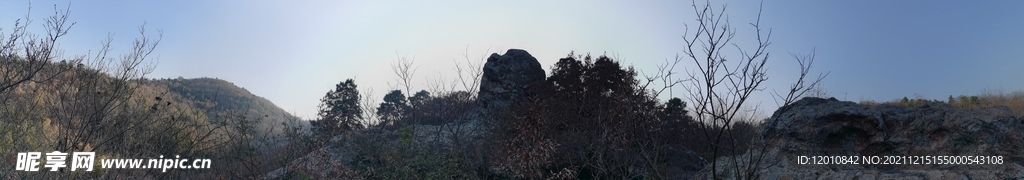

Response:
(490, 53), (691, 178)
(313, 79), (363, 140)
(665, 98), (686, 115)
(377, 90), (409, 127)
(548, 53), (637, 98)
(678, 1), (827, 178)
(408, 90), (430, 108)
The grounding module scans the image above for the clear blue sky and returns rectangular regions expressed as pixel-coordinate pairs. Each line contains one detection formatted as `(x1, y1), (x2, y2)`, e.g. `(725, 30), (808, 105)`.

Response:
(3, 0), (1023, 119)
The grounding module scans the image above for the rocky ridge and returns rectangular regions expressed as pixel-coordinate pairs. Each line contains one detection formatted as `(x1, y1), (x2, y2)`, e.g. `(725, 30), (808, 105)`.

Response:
(264, 49), (558, 179)
(265, 49), (709, 179)
(698, 97), (1024, 179)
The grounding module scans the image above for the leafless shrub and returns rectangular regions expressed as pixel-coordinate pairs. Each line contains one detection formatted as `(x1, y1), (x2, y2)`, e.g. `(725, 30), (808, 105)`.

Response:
(452, 45), (488, 96)
(979, 90), (1024, 116)
(391, 52), (418, 95)
(0, 4), (79, 94)
(678, 0), (826, 179)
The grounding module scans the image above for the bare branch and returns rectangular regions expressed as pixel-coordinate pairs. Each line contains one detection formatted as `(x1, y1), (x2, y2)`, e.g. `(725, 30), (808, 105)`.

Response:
(391, 52), (418, 95)
(452, 45), (487, 95)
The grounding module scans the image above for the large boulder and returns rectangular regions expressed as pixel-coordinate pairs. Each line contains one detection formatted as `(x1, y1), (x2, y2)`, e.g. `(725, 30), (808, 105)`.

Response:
(698, 97), (1024, 179)
(476, 49), (546, 110)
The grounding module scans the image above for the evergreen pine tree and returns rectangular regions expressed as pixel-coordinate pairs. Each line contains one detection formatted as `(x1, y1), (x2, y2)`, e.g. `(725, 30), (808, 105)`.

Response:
(377, 90), (410, 126)
(313, 79), (363, 139)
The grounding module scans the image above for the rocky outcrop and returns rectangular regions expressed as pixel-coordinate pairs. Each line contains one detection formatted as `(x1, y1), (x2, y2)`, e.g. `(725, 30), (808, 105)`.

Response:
(264, 133), (364, 179)
(698, 97), (1024, 179)
(476, 49), (546, 111)
(454, 49), (547, 140)
(265, 49), (709, 179)
(265, 49), (548, 179)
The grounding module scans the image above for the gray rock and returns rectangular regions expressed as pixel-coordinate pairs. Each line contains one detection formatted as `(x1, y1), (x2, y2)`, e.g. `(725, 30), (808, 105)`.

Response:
(697, 97), (1024, 179)
(477, 49), (545, 111)
(454, 48), (547, 137)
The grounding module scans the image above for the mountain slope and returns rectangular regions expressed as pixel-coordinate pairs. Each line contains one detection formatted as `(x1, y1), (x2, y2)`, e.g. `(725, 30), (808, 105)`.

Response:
(147, 77), (306, 134)
(1, 59), (310, 178)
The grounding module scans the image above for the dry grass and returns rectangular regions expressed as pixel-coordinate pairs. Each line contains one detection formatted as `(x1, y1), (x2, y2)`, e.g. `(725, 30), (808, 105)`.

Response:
(860, 89), (1024, 117)
(978, 89), (1024, 116)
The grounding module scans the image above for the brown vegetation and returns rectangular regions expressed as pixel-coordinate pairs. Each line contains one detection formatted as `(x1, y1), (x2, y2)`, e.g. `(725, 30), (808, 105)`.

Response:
(0, 6), (311, 179)
(865, 90), (1024, 117)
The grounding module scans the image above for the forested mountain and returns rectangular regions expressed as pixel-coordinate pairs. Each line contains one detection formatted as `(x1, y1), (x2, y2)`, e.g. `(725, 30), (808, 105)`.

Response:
(0, 7), (311, 178)
(147, 77), (306, 134)
(0, 59), (309, 179)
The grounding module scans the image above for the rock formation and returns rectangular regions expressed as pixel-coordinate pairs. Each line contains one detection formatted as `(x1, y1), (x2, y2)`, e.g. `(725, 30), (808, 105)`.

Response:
(265, 49), (549, 179)
(265, 49), (708, 179)
(476, 49), (546, 111)
(698, 97), (1024, 179)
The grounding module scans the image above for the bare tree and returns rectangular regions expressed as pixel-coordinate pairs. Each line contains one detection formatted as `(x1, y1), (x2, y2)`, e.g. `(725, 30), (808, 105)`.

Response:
(641, 54), (688, 99)
(359, 87), (379, 127)
(452, 45), (488, 95)
(0, 4), (78, 94)
(425, 72), (458, 95)
(0, 8), (79, 174)
(0, 4), (183, 178)
(50, 22), (161, 154)
(678, 1), (826, 179)
(774, 49), (829, 104)
(391, 52), (418, 95)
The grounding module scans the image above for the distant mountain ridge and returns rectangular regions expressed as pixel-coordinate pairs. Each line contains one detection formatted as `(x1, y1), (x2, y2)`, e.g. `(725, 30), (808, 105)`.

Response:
(1, 58), (309, 179)
(147, 77), (305, 133)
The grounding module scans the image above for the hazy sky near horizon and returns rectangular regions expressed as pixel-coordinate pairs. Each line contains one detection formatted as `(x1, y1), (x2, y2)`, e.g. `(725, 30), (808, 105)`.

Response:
(2, 1), (1023, 119)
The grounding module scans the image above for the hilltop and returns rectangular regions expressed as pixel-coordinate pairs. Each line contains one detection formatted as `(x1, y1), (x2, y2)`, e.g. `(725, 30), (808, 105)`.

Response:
(147, 77), (306, 134)
(0, 59), (307, 178)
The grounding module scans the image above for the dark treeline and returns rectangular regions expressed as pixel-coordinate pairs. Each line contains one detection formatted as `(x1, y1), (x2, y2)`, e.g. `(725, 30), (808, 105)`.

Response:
(295, 51), (768, 179)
